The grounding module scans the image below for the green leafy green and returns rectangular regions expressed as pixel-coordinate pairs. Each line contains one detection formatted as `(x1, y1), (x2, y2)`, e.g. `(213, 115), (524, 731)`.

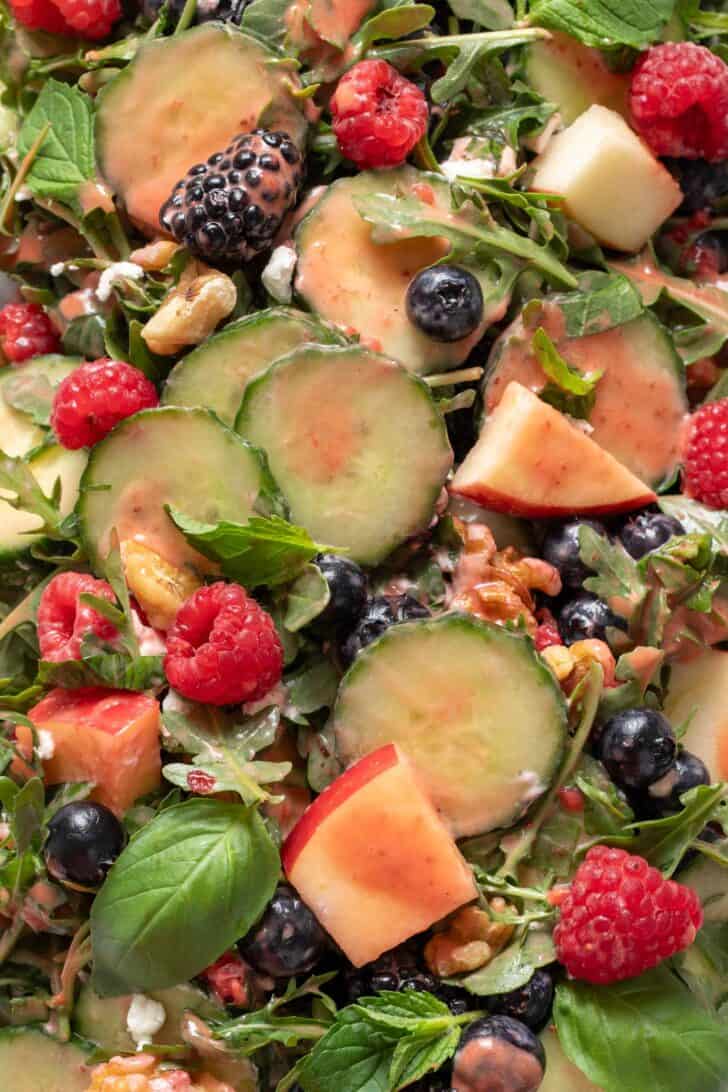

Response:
(554, 272), (645, 338)
(355, 5), (435, 52)
(213, 973), (338, 1055)
(284, 563), (331, 632)
(554, 967), (728, 1092)
(17, 80), (95, 208)
(532, 326), (603, 419)
(659, 496), (728, 554)
(167, 509), (335, 589)
(37, 644), (165, 693)
(0, 452), (82, 558)
(240, 0), (290, 45)
(455, 926), (555, 996)
(579, 525), (645, 609)
(90, 798), (279, 996)
(673, 922), (728, 1015)
(1, 367), (61, 427)
(285, 655), (339, 716)
(527, 0), (675, 48)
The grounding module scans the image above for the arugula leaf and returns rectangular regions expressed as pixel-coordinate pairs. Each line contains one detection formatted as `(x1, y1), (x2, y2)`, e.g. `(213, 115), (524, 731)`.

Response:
(1, 368), (60, 427)
(167, 509), (335, 589)
(355, 5), (435, 52)
(532, 326), (602, 420)
(659, 496), (728, 554)
(598, 647), (665, 721)
(213, 973), (338, 1055)
(17, 80), (95, 208)
(285, 655), (339, 716)
(455, 926), (555, 996)
(554, 967), (728, 1092)
(0, 452), (81, 550)
(449, 0), (514, 27)
(37, 647), (165, 693)
(527, 0), (675, 48)
(579, 525), (645, 608)
(284, 563), (331, 632)
(452, 84), (556, 159)
(91, 798), (279, 996)
(554, 272), (645, 338)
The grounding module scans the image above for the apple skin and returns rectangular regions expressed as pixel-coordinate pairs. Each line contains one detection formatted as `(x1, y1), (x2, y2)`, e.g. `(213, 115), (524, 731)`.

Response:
(449, 480), (657, 519)
(282, 744), (477, 967)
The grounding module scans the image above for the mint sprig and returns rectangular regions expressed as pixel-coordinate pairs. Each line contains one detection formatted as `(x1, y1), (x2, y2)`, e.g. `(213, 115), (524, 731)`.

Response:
(528, 0), (675, 48)
(17, 80), (95, 210)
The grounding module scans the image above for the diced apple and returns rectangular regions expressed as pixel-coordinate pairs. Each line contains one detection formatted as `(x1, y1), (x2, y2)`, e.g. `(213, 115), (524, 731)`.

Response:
(531, 105), (683, 253)
(21, 688), (162, 816)
(450, 381), (656, 518)
(663, 649), (728, 782)
(524, 34), (630, 125)
(281, 744), (477, 966)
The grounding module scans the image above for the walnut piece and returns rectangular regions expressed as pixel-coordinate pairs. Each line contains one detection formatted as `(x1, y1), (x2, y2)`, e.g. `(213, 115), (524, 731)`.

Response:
(141, 260), (236, 355)
(424, 902), (515, 977)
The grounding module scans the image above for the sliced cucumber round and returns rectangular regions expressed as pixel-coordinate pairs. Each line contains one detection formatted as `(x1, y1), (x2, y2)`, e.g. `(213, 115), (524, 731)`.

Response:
(332, 614), (567, 837)
(0, 1028), (92, 1092)
(75, 981), (222, 1054)
(0, 355), (80, 457)
(236, 346), (452, 565)
(294, 168), (496, 375)
(162, 308), (342, 425)
(96, 24), (307, 234)
(0, 444), (87, 562)
(483, 309), (687, 490)
(79, 407), (269, 573)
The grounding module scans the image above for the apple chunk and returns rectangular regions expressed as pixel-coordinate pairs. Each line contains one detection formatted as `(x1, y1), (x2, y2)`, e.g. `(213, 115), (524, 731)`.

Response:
(282, 744), (477, 966)
(450, 381), (656, 518)
(663, 649), (728, 782)
(531, 105), (682, 253)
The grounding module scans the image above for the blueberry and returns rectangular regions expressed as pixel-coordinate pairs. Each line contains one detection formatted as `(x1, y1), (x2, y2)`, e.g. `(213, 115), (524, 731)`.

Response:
(239, 885), (329, 977)
(558, 593), (626, 644)
(541, 519), (606, 589)
(598, 708), (677, 790)
(488, 970), (554, 1032)
(44, 802), (125, 889)
(619, 511), (685, 559)
(340, 595), (430, 667)
(370, 971), (400, 992)
(452, 1015), (545, 1092)
(664, 158), (728, 214)
(313, 554), (367, 634)
(647, 749), (711, 813)
(406, 265), (484, 343)
(399, 972), (438, 993)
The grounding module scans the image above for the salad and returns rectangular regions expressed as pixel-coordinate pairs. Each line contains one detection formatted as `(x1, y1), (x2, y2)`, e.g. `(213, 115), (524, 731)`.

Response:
(1, 0), (728, 1087)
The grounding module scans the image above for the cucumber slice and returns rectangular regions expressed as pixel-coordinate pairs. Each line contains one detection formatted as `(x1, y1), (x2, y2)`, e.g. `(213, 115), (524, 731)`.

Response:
(332, 615), (567, 837)
(0, 1028), (91, 1092)
(75, 981), (222, 1053)
(236, 346), (452, 565)
(96, 24), (307, 235)
(294, 168), (497, 375)
(162, 308), (342, 425)
(540, 1027), (603, 1091)
(0, 355), (80, 457)
(79, 407), (269, 573)
(679, 840), (728, 923)
(483, 309), (687, 490)
(0, 444), (87, 562)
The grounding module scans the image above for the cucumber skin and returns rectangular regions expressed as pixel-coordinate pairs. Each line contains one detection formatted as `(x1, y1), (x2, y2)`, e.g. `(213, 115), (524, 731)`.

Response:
(333, 613), (568, 834)
(78, 405), (276, 573)
(0, 1027), (93, 1092)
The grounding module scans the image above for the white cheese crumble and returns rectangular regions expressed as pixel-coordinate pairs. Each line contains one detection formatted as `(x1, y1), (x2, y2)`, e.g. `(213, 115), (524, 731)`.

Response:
(36, 729), (55, 761)
(126, 993), (166, 1047)
(49, 262), (66, 277)
(261, 245), (297, 303)
(96, 261), (145, 303)
(131, 609), (167, 657)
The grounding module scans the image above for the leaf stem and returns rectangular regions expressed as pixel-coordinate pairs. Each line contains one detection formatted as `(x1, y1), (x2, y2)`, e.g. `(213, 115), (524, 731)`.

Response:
(425, 366), (484, 387)
(174, 0), (197, 34)
(0, 122), (51, 235)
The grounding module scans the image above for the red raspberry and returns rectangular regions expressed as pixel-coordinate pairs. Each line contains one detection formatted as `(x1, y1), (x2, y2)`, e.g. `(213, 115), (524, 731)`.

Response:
(200, 951), (250, 1007)
(682, 398), (728, 509)
(164, 583), (283, 706)
(553, 845), (703, 985)
(8, 0), (73, 32)
(51, 0), (120, 37)
(0, 302), (60, 364)
(37, 572), (119, 663)
(534, 609), (562, 652)
(51, 359), (158, 450)
(330, 60), (428, 170)
(630, 43), (728, 162)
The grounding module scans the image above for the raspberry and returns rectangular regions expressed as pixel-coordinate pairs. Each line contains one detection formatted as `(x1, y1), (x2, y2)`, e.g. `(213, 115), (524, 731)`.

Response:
(553, 845), (703, 985)
(630, 43), (728, 162)
(534, 610), (562, 652)
(682, 398), (728, 509)
(0, 302), (60, 364)
(330, 60), (428, 170)
(8, 0), (72, 32)
(52, 0), (120, 37)
(51, 359), (158, 450)
(164, 582), (283, 706)
(200, 951), (250, 1007)
(37, 572), (119, 663)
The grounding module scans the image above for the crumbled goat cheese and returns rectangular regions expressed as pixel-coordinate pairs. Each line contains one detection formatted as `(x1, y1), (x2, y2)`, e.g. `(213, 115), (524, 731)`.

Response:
(126, 994), (166, 1047)
(36, 729), (55, 761)
(262, 246), (297, 303)
(49, 262), (66, 277)
(96, 261), (145, 303)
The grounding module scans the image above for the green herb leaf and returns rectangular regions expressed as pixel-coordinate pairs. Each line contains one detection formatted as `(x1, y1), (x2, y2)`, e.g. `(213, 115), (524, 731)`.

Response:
(528, 0), (675, 48)
(284, 563), (331, 632)
(455, 927), (555, 996)
(1, 367), (61, 427)
(90, 798), (279, 996)
(448, 0), (514, 28)
(214, 974), (338, 1055)
(554, 966), (728, 1092)
(17, 80), (95, 207)
(0, 452), (81, 550)
(355, 5), (435, 52)
(579, 525), (645, 609)
(554, 272), (644, 338)
(37, 649), (165, 693)
(286, 655), (339, 716)
(658, 496), (728, 554)
(167, 509), (335, 589)
(532, 326), (602, 420)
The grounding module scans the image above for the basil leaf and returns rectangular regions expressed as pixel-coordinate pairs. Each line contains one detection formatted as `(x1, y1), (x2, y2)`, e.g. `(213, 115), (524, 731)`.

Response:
(532, 326), (602, 420)
(528, 0), (674, 48)
(554, 967), (728, 1092)
(17, 80), (95, 207)
(167, 508), (335, 589)
(90, 798), (279, 996)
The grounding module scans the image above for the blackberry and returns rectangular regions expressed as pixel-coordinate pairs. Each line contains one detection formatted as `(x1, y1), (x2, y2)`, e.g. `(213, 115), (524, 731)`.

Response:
(239, 885), (329, 977)
(598, 708), (677, 791)
(44, 802), (125, 890)
(558, 593), (626, 645)
(340, 594), (430, 667)
(619, 511), (684, 559)
(406, 265), (484, 343)
(665, 158), (728, 213)
(160, 130), (303, 264)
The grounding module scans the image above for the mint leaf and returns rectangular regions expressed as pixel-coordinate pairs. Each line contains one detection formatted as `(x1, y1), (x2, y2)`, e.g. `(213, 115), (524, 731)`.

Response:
(554, 967), (728, 1092)
(167, 509), (334, 589)
(528, 0), (675, 48)
(532, 326), (602, 419)
(17, 80), (95, 207)
(555, 272), (644, 338)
